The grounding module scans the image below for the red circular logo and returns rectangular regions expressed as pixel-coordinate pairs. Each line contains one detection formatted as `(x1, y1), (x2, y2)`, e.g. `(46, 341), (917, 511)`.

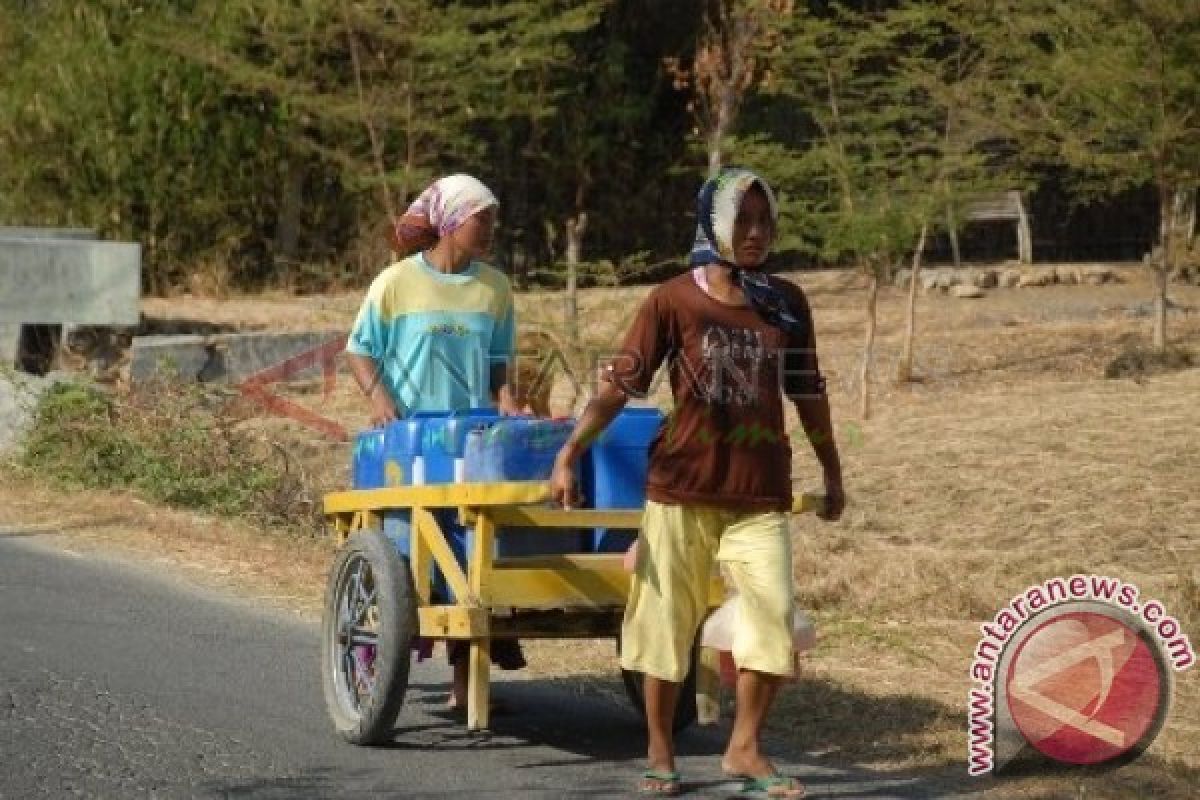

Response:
(1005, 611), (1166, 765)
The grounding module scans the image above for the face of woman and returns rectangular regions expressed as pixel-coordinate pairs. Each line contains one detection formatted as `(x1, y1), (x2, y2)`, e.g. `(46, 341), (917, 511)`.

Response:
(732, 186), (774, 268)
(453, 205), (497, 259)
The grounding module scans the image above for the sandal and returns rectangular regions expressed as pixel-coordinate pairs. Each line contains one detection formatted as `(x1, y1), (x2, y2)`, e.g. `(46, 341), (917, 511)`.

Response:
(739, 773), (805, 799)
(639, 769), (682, 796)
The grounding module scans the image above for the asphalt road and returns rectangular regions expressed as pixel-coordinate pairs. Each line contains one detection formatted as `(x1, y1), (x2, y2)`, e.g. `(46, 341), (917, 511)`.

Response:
(0, 533), (970, 799)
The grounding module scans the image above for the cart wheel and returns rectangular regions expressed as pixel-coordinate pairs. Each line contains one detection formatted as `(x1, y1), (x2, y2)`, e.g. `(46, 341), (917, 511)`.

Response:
(321, 530), (417, 745)
(617, 635), (699, 734)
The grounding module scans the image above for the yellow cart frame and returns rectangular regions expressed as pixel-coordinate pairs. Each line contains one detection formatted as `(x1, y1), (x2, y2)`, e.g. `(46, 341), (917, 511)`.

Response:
(324, 481), (821, 731)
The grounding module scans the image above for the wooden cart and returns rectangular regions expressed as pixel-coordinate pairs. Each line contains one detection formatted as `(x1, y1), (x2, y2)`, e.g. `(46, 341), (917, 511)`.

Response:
(320, 480), (821, 742)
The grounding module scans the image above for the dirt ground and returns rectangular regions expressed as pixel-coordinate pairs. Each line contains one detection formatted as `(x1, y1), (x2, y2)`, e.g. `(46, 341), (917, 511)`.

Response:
(4, 262), (1199, 798)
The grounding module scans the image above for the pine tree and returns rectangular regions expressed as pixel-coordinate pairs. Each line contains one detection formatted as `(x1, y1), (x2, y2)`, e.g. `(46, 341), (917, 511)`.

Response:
(1004, 1), (1200, 352)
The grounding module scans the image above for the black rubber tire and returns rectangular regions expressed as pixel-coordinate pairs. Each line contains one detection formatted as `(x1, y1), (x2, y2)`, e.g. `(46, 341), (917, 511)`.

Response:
(321, 530), (417, 745)
(617, 635), (699, 734)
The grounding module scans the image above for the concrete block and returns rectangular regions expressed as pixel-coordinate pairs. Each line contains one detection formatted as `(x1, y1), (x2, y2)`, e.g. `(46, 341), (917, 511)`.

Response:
(130, 331), (346, 384)
(0, 227), (97, 241)
(0, 239), (140, 325)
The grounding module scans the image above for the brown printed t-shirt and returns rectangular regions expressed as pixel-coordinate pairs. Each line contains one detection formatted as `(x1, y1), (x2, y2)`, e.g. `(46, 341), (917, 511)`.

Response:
(604, 272), (821, 512)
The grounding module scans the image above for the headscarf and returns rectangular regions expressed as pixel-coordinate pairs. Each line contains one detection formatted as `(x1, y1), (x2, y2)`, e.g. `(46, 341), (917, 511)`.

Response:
(388, 173), (498, 257)
(689, 167), (810, 338)
(689, 166), (778, 269)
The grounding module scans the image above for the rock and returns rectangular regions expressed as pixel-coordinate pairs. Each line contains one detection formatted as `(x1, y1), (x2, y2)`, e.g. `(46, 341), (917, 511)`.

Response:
(920, 271), (944, 293)
(130, 331), (347, 384)
(961, 268), (998, 289)
(1016, 269), (1048, 288)
(952, 284), (985, 298)
(0, 370), (71, 456)
(1082, 266), (1114, 285)
(1056, 266), (1082, 285)
(999, 269), (1021, 289)
(893, 268), (912, 289)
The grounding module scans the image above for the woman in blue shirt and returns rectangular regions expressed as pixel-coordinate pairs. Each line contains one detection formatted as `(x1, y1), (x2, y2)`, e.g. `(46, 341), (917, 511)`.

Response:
(346, 174), (524, 711)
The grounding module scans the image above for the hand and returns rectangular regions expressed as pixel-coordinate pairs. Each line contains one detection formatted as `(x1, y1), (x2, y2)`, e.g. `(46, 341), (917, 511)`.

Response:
(369, 392), (398, 428)
(497, 396), (525, 416)
(549, 455), (581, 509)
(496, 386), (524, 416)
(818, 474), (845, 521)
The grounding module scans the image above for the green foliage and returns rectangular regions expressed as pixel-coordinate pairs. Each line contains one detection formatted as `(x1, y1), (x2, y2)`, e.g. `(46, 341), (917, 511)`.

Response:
(1008, 1), (1200, 200)
(1, 0), (1190, 290)
(0, 2), (287, 291)
(736, 1), (1022, 270)
(20, 381), (313, 530)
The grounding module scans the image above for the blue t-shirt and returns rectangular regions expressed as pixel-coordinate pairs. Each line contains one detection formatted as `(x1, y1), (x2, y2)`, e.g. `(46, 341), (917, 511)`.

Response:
(345, 253), (515, 414)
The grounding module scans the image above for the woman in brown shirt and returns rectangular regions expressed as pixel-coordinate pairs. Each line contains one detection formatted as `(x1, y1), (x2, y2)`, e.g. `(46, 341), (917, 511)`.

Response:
(551, 167), (844, 798)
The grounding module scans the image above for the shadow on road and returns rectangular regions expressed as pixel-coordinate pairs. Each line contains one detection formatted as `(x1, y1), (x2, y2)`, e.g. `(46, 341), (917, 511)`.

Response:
(204, 673), (977, 798)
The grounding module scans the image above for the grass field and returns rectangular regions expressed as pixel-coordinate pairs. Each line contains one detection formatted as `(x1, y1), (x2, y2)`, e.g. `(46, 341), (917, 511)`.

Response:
(6, 262), (1199, 797)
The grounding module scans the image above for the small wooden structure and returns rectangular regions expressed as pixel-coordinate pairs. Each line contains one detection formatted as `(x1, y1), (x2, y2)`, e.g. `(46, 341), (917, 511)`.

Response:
(948, 190), (1033, 266)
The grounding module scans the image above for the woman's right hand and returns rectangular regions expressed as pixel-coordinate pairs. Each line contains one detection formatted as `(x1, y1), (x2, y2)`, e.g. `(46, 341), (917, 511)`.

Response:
(549, 455), (580, 509)
(369, 392), (398, 428)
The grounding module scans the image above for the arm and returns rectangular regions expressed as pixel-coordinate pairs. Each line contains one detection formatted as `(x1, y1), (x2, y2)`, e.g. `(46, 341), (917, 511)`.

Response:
(792, 392), (844, 521)
(780, 281), (845, 520)
(550, 288), (670, 508)
(348, 352), (399, 427)
(550, 378), (629, 508)
(489, 288), (522, 415)
(490, 363), (522, 416)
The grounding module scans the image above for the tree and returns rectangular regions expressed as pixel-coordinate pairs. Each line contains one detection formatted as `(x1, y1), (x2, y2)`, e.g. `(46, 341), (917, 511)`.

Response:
(887, 0), (1027, 383)
(665, 0), (794, 176)
(0, 1), (285, 291)
(1010, 1), (1200, 351)
(737, 1), (1023, 416)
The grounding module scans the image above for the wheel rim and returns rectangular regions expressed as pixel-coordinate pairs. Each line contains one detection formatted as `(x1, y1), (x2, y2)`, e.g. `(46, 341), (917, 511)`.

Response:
(331, 552), (381, 719)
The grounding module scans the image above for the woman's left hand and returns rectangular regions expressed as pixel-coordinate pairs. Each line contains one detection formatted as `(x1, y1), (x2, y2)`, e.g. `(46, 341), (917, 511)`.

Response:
(496, 385), (525, 416)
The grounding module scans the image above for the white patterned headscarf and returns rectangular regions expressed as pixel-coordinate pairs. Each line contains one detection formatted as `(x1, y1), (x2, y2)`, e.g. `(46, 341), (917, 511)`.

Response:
(389, 174), (498, 255)
(689, 167), (778, 267)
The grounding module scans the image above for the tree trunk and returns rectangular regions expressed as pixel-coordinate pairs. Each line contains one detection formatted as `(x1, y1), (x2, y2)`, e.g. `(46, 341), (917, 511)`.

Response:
(707, 79), (738, 177)
(860, 269), (879, 420)
(273, 163), (304, 281)
(564, 212), (587, 347)
(897, 222), (928, 383)
(946, 205), (962, 269)
(1154, 187), (1175, 352)
(1177, 188), (1196, 251)
(1014, 191), (1033, 265)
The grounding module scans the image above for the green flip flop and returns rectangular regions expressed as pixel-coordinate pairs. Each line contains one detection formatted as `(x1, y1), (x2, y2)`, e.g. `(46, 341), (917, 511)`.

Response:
(639, 769), (682, 796)
(740, 773), (805, 799)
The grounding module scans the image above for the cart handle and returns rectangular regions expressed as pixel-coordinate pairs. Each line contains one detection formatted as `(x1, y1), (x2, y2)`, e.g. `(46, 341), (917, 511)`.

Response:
(793, 492), (826, 515)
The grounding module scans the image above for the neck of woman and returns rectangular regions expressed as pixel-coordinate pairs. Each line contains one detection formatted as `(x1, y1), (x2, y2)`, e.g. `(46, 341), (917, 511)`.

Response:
(425, 241), (472, 274)
(703, 263), (748, 306)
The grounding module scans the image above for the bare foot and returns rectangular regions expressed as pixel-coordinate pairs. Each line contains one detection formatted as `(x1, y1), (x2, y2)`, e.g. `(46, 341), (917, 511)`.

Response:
(638, 768), (681, 796)
(720, 743), (773, 778)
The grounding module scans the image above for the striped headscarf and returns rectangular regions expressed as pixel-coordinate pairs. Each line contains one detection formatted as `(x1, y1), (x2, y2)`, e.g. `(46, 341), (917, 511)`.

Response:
(389, 174), (498, 256)
(689, 168), (810, 339)
(689, 166), (778, 268)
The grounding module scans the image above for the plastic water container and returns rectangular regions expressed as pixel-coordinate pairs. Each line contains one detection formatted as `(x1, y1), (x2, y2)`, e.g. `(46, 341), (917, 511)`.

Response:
(464, 418), (589, 556)
(463, 418), (574, 482)
(352, 428), (385, 489)
(384, 417), (424, 486)
(587, 407), (664, 552)
(350, 418), (424, 489)
(420, 409), (501, 484)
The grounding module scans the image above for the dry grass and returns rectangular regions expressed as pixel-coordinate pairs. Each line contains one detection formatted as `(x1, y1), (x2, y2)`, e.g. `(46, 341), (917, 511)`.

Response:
(5, 262), (1200, 795)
